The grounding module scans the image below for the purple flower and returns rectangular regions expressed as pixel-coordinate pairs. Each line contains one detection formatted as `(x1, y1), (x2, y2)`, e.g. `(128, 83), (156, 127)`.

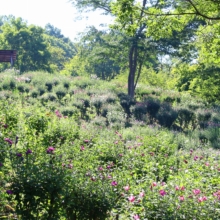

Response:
(3, 124), (8, 129)
(84, 139), (89, 143)
(111, 181), (118, 186)
(16, 153), (22, 157)
(6, 190), (13, 195)
(47, 146), (55, 154)
(0, 162), (3, 167)
(4, 138), (13, 145)
(26, 149), (32, 155)
(80, 146), (85, 151)
(159, 190), (166, 196)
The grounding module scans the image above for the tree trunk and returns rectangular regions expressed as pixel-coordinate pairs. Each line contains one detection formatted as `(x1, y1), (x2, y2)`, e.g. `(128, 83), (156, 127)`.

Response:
(128, 42), (138, 98)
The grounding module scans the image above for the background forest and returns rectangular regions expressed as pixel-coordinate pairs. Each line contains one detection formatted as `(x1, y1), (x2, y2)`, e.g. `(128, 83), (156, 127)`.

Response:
(0, 0), (220, 219)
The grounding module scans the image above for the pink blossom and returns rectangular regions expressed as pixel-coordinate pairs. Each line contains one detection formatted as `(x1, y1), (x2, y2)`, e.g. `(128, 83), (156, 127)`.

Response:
(194, 156), (199, 161)
(180, 186), (185, 191)
(111, 181), (118, 186)
(161, 182), (166, 186)
(128, 195), (135, 202)
(159, 190), (166, 196)
(179, 196), (185, 201)
(123, 185), (130, 191)
(139, 192), (145, 197)
(198, 196), (207, 202)
(152, 182), (157, 187)
(175, 186), (180, 191)
(193, 189), (201, 195)
(133, 214), (140, 220)
(80, 146), (85, 151)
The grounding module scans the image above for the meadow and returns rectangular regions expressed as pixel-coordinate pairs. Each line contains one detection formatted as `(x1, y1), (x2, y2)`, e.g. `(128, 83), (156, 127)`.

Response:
(0, 70), (219, 219)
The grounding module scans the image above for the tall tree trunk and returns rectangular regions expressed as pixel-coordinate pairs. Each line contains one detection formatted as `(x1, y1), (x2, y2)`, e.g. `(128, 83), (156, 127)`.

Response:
(128, 42), (138, 98)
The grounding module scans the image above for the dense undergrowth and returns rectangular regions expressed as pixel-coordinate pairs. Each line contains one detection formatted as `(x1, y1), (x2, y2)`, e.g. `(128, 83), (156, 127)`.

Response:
(0, 70), (219, 219)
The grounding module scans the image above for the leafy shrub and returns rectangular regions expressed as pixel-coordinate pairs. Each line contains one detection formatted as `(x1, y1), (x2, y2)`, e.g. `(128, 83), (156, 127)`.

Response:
(45, 80), (54, 92)
(54, 86), (67, 100)
(30, 89), (39, 98)
(2, 77), (16, 90)
(177, 108), (196, 130)
(60, 106), (78, 117)
(118, 93), (135, 116)
(17, 83), (30, 93)
(37, 85), (46, 96)
(40, 93), (57, 102)
(156, 103), (178, 128)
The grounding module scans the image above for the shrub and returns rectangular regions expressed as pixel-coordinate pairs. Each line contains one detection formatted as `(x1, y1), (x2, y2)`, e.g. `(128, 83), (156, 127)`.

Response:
(118, 93), (135, 116)
(156, 103), (178, 128)
(45, 81), (54, 92)
(2, 77), (16, 90)
(54, 86), (67, 100)
(177, 108), (196, 130)
(17, 83), (30, 93)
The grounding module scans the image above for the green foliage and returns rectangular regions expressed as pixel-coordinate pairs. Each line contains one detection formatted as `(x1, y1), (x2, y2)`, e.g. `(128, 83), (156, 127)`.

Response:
(0, 71), (219, 219)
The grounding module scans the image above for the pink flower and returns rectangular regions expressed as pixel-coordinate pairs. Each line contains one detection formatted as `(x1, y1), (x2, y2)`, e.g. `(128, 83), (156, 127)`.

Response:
(198, 196), (207, 202)
(139, 191), (145, 197)
(161, 182), (166, 186)
(128, 195), (135, 202)
(193, 189), (201, 195)
(194, 156), (199, 161)
(80, 146), (85, 151)
(111, 181), (118, 186)
(47, 146), (55, 154)
(175, 186), (180, 191)
(133, 214), (140, 220)
(179, 196), (185, 201)
(152, 182), (157, 187)
(4, 138), (13, 145)
(180, 186), (185, 191)
(98, 166), (103, 171)
(123, 185), (130, 191)
(159, 190), (166, 196)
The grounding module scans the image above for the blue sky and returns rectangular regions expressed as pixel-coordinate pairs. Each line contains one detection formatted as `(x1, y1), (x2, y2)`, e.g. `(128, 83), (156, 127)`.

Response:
(0, 0), (112, 40)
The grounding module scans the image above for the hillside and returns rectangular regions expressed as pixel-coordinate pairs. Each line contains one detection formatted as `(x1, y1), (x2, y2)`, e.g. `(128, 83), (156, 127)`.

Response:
(0, 70), (219, 219)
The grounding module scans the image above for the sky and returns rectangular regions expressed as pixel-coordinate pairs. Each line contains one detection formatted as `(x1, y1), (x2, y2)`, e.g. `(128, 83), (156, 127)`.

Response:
(0, 0), (112, 41)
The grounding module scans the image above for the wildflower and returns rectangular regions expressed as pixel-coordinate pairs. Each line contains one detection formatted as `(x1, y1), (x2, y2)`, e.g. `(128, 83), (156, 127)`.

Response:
(198, 196), (207, 202)
(111, 181), (118, 186)
(47, 146), (55, 154)
(80, 146), (85, 151)
(193, 189), (201, 195)
(133, 214), (140, 220)
(55, 110), (62, 118)
(179, 196), (185, 201)
(98, 166), (103, 171)
(26, 149), (32, 155)
(175, 186), (180, 191)
(180, 186), (185, 191)
(4, 138), (13, 145)
(205, 162), (209, 166)
(123, 185), (130, 191)
(139, 191), (145, 197)
(161, 182), (166, 186)
(194, 156), (199, 161)
(0, 162), (3, 167)
(128, 195), (135, 202)
(68, 164), (73, 169)
(213, 190), (220, 200)
(152, 182), (157, 187)
(159, 190), (166, 196)
(16, 153), (22, 157)
(6, 190), (13, 195)
(84, 139), (89, 143)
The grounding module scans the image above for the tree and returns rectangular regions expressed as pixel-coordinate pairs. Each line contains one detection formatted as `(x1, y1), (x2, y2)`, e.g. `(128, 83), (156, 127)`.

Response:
(0, 17), (51, 72)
